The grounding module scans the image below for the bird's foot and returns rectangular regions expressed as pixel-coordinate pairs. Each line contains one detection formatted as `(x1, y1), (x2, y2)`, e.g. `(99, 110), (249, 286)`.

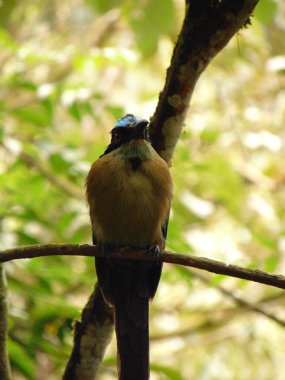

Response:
(99, 243), (116, 259)
(96, 244), (116, 305)
(147, 245), (161, 263)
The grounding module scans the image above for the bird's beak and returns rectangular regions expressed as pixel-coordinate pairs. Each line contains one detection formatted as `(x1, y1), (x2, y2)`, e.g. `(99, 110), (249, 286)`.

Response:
(132, 119), (149, 140)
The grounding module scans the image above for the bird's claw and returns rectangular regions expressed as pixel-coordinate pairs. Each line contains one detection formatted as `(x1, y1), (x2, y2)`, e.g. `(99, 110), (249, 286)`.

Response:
(147, 245), (161, 263)
(100, 243), (116, 258)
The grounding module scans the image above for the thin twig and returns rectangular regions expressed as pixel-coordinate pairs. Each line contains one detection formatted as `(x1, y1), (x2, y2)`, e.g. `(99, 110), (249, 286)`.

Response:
(190, 270), (285, 327)
(1, 244), (285, 290)
(19, 152), (83, 199)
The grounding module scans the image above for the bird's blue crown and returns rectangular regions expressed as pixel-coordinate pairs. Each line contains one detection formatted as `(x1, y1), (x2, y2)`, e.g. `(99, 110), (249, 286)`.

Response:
(113, 114), (142, 130)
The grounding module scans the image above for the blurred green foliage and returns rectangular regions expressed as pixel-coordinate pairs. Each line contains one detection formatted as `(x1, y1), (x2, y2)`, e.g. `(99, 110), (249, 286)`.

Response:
(1, 0), (285, 379)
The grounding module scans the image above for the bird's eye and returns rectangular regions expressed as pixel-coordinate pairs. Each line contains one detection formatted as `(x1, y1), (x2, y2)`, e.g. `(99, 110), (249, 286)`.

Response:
(113, 131), (121, 144)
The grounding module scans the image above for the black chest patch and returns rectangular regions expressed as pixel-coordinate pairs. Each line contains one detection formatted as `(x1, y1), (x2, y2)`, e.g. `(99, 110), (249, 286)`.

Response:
(129, 157), (142, 171)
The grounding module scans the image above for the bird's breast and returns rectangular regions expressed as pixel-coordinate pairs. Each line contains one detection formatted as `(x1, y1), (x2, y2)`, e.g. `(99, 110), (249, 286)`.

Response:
(86, 146), (172, 248)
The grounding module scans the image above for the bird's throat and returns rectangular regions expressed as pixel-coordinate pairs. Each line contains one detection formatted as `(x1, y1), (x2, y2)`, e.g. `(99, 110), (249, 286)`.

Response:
(121, 140), (153, 170)
(129, 157), (142, 170)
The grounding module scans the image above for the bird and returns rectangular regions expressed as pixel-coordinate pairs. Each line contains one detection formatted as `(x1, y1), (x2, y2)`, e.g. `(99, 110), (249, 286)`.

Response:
(86, 114), (172, 380)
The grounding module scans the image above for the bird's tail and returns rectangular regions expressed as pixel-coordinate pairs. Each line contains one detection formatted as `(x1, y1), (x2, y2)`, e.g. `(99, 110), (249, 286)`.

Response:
(96, 257), (160, 380)
(114, 294), (149, 380)
(111, 259), (151, 380)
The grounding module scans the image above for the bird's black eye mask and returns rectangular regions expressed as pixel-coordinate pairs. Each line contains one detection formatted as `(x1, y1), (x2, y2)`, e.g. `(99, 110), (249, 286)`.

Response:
(111, 127), (131, 145)
(100, 114), (149, 157)
(100, 128), (130, 157)
(101, 125), (149, 157)
(111, 126), (149, 145)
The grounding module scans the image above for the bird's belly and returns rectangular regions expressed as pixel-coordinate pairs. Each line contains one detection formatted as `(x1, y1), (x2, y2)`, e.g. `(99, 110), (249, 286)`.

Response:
(91, 158), (169, 248)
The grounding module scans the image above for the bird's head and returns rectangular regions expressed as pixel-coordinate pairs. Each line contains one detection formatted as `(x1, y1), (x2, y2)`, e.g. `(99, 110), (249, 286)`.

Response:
(102, 114), (150, 157)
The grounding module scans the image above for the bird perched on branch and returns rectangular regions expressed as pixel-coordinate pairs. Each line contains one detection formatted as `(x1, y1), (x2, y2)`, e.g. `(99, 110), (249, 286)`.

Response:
(86, 114), (172, 380)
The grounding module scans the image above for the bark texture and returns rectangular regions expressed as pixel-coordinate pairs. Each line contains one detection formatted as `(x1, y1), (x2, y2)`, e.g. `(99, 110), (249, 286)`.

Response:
(63, 284), (113, 380)
(1, 244), (285, 291)
(0, 264), (12, 380)
(149, 0), (259, 164)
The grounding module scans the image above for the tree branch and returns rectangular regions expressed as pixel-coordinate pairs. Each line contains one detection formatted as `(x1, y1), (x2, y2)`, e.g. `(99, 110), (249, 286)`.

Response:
(1, 3), (263, 379)
(19, 152), (83, 200)
(191, 270), (285, 327)
(1, 244), (285, 290)
(62, 284), (113, 380)
(1, 141), (83, 200)
(0, 264), (12, 380)
(149, 0), (259, 164)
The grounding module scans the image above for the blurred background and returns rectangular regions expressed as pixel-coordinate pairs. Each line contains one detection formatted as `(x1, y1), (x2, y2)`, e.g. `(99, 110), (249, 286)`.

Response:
(1, 0), (285, 379)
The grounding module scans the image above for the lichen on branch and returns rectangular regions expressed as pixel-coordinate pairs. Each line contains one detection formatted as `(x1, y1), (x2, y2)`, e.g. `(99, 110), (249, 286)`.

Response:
(149, 0), (259, 164)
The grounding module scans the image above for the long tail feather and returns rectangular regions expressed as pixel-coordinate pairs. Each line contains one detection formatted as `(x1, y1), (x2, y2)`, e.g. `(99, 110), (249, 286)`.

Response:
(96, 258), (162, 380)
(115, 294), (149, 380)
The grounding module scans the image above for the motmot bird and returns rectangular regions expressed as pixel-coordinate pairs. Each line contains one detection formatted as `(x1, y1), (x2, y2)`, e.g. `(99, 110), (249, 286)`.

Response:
(86, 114), (172, 380)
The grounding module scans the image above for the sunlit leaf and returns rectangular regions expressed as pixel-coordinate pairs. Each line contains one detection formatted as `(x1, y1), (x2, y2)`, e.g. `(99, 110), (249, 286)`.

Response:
(255, 0), (278, 25)
(128, 0), (176, 55)
(264, 255), (278, 272)
(86, 0), (120, 13)
(151, 363), (185, 380)
(8, 340), (35, 378)
(12, 105), (52, 127)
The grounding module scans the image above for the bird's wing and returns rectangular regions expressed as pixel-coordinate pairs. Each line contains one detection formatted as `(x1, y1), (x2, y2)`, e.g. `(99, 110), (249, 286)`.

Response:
(92, 231), (97, 245)
(162, 218), (169, 242)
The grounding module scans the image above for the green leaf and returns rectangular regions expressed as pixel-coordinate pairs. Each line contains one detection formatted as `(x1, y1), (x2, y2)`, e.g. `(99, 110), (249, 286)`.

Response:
(12, 104), (52, 127)
(193, 154), (245, 215)
(9, 79), (37, 92)
(68, 102), (82, 121)
(254, 233), (277, 250)
(106, 104), (125, 120)
(8, 339), (35, 378)
(31, 303), (79, 323)
(210, 274), (227, 286)
(128, 0), (176, 55)
(16, 230), (41, 245)
(49, 152), (72, 173)
(86, 0), (120, 13)
(151, 363), (185, 380)
(264, 255), (278, 272)
(174, 266), (194, 286)
(255, 0), (277, 25)
(42, 98), (55, 120)
(0, 21), (17, 41)
(200, 128), (221, 144)
(0, 125), (3, 142)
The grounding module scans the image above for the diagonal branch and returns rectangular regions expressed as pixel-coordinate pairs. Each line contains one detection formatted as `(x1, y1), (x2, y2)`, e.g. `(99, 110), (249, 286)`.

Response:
(19, 152), (83, 200)
(149, 0), (260, 164)
(2, 142), (83, 200)
(1, 244), (285, 290)
(62, 284), (113, 380)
